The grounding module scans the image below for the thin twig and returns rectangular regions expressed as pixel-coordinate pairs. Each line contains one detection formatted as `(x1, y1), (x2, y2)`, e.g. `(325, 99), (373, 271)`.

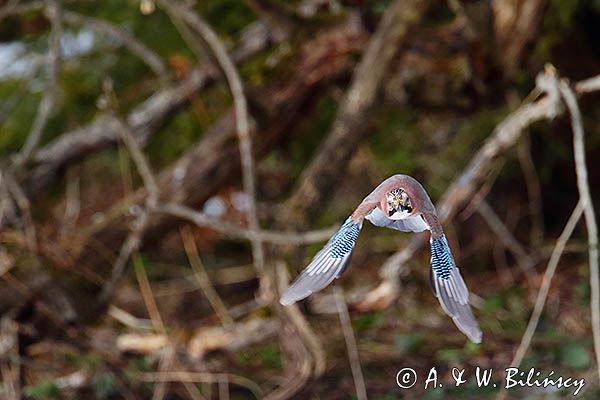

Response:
(60, 168), (81, 238)
(137, 371), (263, 399)
(18, 0), (62, 163)
(158, 0), (268, 300)
(99, 109), (159, 302)
(115, 118), (159, 206)
(508, 200), (583, 369)
(153, 343), (176, 400)
(243, 0), (292, 41)
(3, 173), (38, 254)
(0, 0), (43, 24)
(180, 225), (235, 329)
(477, 199), (536, 286)
(334, 287), (367, 400)
(558, 79), (600, 382)
(218, 377), (230, 400)
(63, 11), (168, 76)
(575, 75), (600, 94)
(132, 254), (206, 400)
(162, 3), (206, 60)
(133, 253), (165, 332)
(158, 202), (336, 245)
(98, 210), (149, 303)
(108, 305), (153, 330)
(0, 318), (20, 400)
(517, 135), (544, 247)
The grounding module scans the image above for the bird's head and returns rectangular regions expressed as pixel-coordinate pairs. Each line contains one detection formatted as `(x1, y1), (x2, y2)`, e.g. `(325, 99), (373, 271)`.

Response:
(384, 188), (413, 220)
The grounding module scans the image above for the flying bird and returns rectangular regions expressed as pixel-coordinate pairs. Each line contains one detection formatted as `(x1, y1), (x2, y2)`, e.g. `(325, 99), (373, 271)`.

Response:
(280, 174), (482, 343)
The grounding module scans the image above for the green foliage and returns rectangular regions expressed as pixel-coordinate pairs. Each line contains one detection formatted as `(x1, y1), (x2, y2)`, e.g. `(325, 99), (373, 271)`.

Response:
(64, 348), (103, 370)
(200, 0), (255, 39)
(256, 343), (282, 370)
(127, 355), (153, 372)
(558, 342), (591, 369)
(146, 108), (203, 169)
(23, 381), (61, 399)
(93, 373), (117, 399)
(235, 343), (282, 370)
(0, 80), (41, 153)
(436, 348), (464, 363)
(352, 311), (384, 332)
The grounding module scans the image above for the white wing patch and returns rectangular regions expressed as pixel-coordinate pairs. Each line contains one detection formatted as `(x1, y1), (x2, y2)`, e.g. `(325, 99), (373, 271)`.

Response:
(365, 207), (429, 232)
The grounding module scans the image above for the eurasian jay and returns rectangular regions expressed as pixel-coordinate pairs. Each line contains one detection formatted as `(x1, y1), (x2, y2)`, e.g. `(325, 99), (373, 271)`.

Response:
(280, 174), (483, 343)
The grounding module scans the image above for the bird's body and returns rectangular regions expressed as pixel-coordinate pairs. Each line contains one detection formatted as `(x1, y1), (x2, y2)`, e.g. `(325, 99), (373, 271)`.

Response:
(280, 174), (482, 343)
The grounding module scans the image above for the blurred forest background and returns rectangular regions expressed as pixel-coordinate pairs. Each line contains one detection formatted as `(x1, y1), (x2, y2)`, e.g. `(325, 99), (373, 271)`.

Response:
(1, 0), (600, 399)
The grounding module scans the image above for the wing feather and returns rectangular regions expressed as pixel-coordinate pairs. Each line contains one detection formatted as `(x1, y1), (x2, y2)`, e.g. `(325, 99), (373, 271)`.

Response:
(430, 235), (482, 343)
(280, 216), (362, 306)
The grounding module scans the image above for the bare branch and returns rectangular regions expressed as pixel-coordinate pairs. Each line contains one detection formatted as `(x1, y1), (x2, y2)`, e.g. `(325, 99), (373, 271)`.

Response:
(17, 0), (62, 164)
(575, 74), (600, 93)
(158, 202), (336, 245)
(477, 199), (536, 286)
(3, 172), (38, 254)
(133, 253), (166, 332)
(137, 371), (263, 399)
(558, 78), (600, 382)
(98, 116), (159, 303)
(181, 225), (235, 330)
(334, 287), (367, 400)
(0, 318), (20, 400)
(115, 118), (159, 205)
(0, 0), (43, 23)
(508, 200), (583, 370)
(60, 168), (81, 238)
(244, 0), (292, 41)
(517, 135), (544, 247)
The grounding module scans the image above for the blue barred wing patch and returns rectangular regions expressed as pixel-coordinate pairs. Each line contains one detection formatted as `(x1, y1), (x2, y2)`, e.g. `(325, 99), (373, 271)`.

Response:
(429, 234), (482, 343)
(430, 235), (454, 280)
(279, 215), (362, 306)
(330, 217), (361, 258)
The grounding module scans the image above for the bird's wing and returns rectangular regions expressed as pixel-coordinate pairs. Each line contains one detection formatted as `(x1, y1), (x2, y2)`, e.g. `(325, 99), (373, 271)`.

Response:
(280, 216), (362, 306)
(365, 206), (429, 232)
(429, 235), (482, 343)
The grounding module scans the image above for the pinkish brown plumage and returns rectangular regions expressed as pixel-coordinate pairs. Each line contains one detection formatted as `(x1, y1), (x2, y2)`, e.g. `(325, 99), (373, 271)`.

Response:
(281, 174), (482, 343)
